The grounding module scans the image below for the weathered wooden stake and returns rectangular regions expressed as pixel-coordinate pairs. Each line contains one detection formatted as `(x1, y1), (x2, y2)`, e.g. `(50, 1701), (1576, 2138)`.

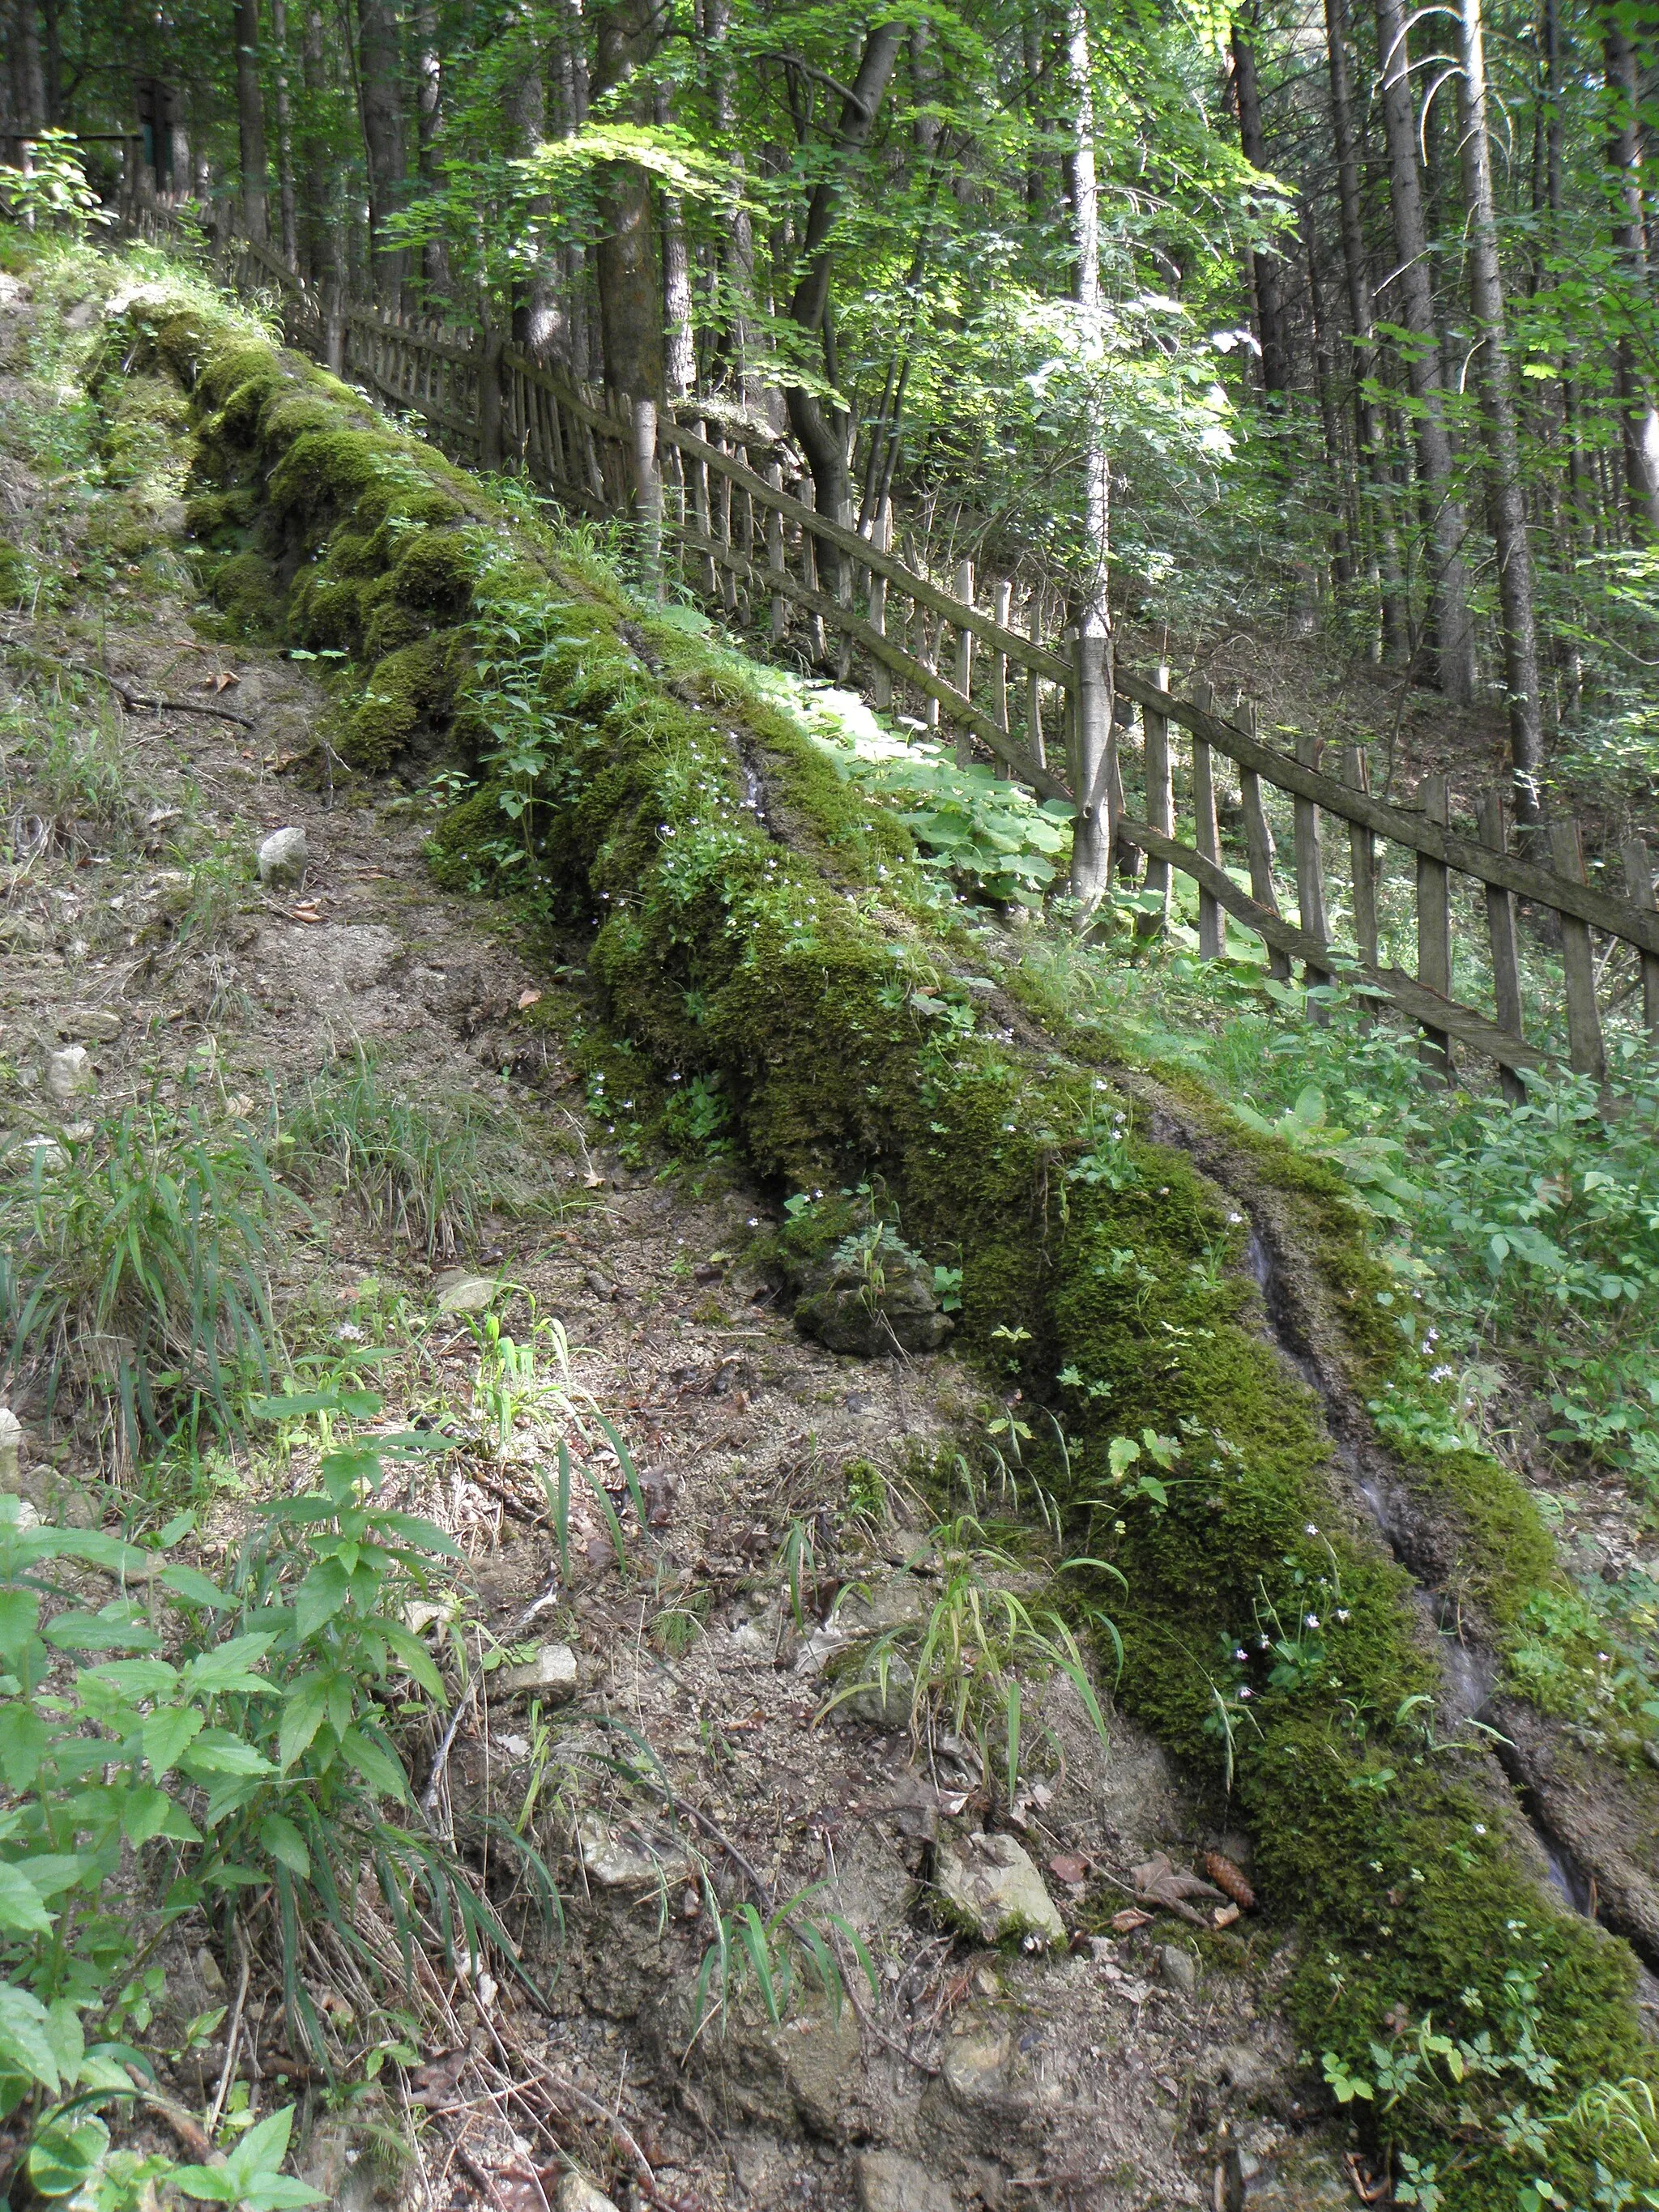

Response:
(1621, 835), (1659, 1045)
(1137, 663), (1172, 940)
(1239, 703), (1290, 980)
(992, 578), (1011, 778)
(1416, 773), (1453, 1083)
(1027, 591), (1046, 768)
(1476, 789), (1527, 1103)
(953, 560), (976, 768)
(1294, 727), (1329, 993)
(1191, 676), (1223, 958)
(1549, 816), (1607, 1081)
(766, 465), (786, 644)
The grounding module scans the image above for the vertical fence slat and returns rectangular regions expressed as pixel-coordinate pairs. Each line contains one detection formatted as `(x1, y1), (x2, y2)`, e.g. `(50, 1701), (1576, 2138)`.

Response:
(992, 578), (1011, 778)
(953, 560), (975, 769)
(1137, 663), (1172, 940)
(1416, 773), (1453, 1083)
(1294, 727), (1329, 990)
(766, 464), (786, 644)
(1190, 677), (1223, 959)
(1239, 703), (1290, 981)
(868, 505), (892, 709)
(1027, 591), (1046, 768)
(1476, 790), (1528, 1103)
(1341, 745), (1379, 972)
(1621, 836), (1659, 1045)
(1549, 817), (1608, 1081)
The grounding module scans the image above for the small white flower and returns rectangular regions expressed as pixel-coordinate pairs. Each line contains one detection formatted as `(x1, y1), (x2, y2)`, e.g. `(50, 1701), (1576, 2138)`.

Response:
(337, 1322), (365, 1342)
(1306, 1523), (1319, 1536)
(1473, 1823), (1486, 1835)
(1257, 1634), (1270, 1650)
(1305, 1614), (1320, 1629)
(1233, 1647), (1247, 1662)
(1429, 1364), (1456, 1383)
(1336, 1609), (1350, 1623)
(748, 1217), (758, 1227)
(1227, 1211), (1243, 1224)
(1238, 1687), (1252, 1699)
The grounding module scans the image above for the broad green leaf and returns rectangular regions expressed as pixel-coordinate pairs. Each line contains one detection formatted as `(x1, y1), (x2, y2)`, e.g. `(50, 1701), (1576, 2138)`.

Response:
(28, 2114), (109, 2196)
(159, 1564), (232, 1609)
(121, 1786), (175, 1846)
(43, 1613), (160, 1653)
(0, 1864), (52, 1933)
(171, 2167), (240, 2203)
(277, 1676), (330, 1771)
(227, 2103), (296, 2188)
(295, 1557), (352, 1639)
(258, 1813), (311, 1877)
(179, 1731), (276, 1778)
(0, 1703), (46, 1790)
(77, 1657), (178, 1703)
(181, 1633), (277, 1695)
(143, 1704), (205, 1775)
(0, 1592), (39, 1666)
(0, 1982), (62, 2092)
(338, 1724), (408, 1801)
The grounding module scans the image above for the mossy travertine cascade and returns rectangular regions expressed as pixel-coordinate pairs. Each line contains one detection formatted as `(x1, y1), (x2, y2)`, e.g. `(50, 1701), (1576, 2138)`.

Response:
(126, 281), (1653, 2202)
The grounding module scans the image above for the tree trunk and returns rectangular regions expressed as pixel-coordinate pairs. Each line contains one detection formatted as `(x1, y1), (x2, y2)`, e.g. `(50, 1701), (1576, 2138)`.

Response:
(783, 20), (905, 563)
(300, 3), (338, 288)
(40, 0), (58, 126)
(13, 0), (44, 136)
(1602, 5), (1659, 537)
(591, 0), (665, 403)
(1323, 0), (1405, 659)
(1304, 203), (1354, 591)
(708, 0), (757, 409)
(1372, 0), (1476, 700)
(355, 0), (406, 307)
(234, 0), (269, 241)
(505, 27), (560, 355)
(1066, 0), (1113, 911)
(270, 0), (297, 267)
(1230, 11), (1290, 402)
(413, 0), (449, 296)
(655, 85), (695, 396)
(1456, 0), (1544, 816)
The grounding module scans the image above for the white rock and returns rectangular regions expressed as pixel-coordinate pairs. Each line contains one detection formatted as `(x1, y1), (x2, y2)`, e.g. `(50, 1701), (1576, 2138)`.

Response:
(936, 1831), (1065, 1948)
(44, 1046), (94, 1104)
(553, 2178), (620, 2212)
(855, 2151), (956, 2212)
(435, 1273), (499, 1314)
(0, 1409), (20, 1488)
(574, 1813), (693, 1890)
(494, 1643), (578, 1701)
(256, 826), (309, 885)
(18, 1135), (67, 1172)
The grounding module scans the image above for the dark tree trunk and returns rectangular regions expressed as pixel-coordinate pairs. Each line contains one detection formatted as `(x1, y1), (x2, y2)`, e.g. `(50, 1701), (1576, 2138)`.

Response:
(413, 0), (449, 296)
(271, 0), (296, 266)
(783, 20), (905, 549)
(505, 24), (560, 354)
(356, 0), (406, 306)
(41, 0), (58, 125)
(234, 0), (269, 241)
(1456, 0), (1544, 813)
(1373, 0), (1476, 699)
(591, 0), (665, 403)
(1602, 5), (1659, 537)
(1230, 11), (1290, 401)
(1304, 204), (1354, 590)
(300, 3), (337, 288)
(1324, 0), (1405, 658)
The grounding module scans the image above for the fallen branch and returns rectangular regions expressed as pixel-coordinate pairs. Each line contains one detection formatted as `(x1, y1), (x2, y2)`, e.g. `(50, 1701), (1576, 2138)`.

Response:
(2, 638), (258, 727)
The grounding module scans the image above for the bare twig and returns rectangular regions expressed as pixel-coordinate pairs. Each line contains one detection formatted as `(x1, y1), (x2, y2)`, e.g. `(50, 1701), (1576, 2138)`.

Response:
(420, 1671), (482, 1818)
(2, 640), (259, 727)
(207, 1935), (251, 2136)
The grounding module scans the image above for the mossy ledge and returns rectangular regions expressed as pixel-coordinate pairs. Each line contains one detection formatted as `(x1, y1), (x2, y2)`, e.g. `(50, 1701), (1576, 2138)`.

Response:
(117, 282), (1654, 2200)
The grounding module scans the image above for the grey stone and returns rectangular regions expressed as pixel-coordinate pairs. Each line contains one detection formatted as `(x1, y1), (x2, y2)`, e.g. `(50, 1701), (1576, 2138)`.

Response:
(574, 1813), (693, 1890)
(791, 1226), (952, 1359)
(435, 1272), (500, 1314)
(256, 825), (309, 885)
(940, 2020), (1013, 2111)
(494, 1643), (578, 1701)
(66, 1009), (122, 1041)
(0, 1409), (19, 1488)
(44, 1046), (95, 1105)
(1158, 1943), (1196, 1996)
(834, 1652), (915, 1729)
(855, 2150), (956, 2212)
(18, 1136), (67, 1172)
(936, 1831), (1065, 1948)
(553, 2180), (619, 2212)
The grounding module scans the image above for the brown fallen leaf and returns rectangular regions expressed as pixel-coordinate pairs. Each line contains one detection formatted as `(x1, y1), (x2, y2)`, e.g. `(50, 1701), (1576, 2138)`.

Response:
(1048, 1852), (1090, 1886)
(1130, 1850), (1225, 1925)
(1110, 1907), (1153, 1933)
(1203, 1850), (1256, 1910)
(1213, 1902), (1240, 1928)
(518, 987), (543, 1010)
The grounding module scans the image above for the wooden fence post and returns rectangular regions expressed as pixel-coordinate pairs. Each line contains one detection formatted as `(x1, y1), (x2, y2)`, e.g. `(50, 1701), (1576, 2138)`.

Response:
(1190, 676), (1223, 959)
(1477, 790), (1527, 1103)
(1239, 703), (1290, 981)
(1069, 623), (1113, 908)
(766, 465), (787, 645)
(1341, 746), (1378, 973)
(1294, 728), (1329, 994)
(992, 578), (1011, 778)
(1417, 772), (1453, 1083)
(1137, 663), (1172, 940)
(1027, 590), (1046, 769)
(953, 560), (976, 769)
(1548, 816), (1607, 1081)
(324, 283), (344, 374)
(629, 397), (663, 596)
(1621, 835), (1659, 1045)
(478, 332), (505, 472)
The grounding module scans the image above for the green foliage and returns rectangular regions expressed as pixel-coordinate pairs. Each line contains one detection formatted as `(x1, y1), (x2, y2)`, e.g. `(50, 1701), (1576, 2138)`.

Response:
(0, 1106), (284, 1447)
(0, 134), (112, 237)
(280, 1044), (545, 1258)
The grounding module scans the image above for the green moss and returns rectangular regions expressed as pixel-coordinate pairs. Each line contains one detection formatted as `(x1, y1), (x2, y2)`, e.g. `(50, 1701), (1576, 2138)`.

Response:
(204, 548), (281, 637)
(386, 526), (484, 617)
(0, 541), (28, 608)
(343, 632), (463, 768)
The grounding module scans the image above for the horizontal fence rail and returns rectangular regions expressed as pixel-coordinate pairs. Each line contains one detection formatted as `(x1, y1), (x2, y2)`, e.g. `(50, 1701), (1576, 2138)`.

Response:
(122, 189), (1659, 1099)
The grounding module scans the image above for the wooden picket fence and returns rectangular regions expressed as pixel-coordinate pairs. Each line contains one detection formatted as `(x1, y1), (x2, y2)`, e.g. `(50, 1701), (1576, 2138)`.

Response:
(126, 189), (1659, 1097)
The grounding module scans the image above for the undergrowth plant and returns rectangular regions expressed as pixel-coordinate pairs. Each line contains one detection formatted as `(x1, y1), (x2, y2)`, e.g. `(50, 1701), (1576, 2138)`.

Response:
(279, 1044), (546, 1258)
(0, 1106), (285, 1449)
